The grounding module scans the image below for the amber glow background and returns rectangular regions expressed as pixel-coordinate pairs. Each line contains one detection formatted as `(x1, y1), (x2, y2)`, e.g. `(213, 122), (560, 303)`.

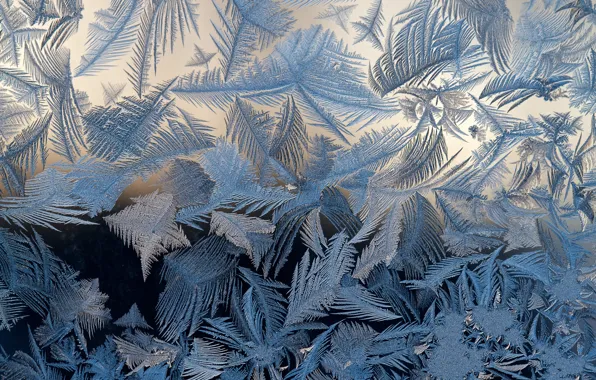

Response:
(54, 0), (590, 195)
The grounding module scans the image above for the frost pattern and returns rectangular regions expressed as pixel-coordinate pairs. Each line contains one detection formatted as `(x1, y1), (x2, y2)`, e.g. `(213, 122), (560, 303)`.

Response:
(0, 0), (595, 379)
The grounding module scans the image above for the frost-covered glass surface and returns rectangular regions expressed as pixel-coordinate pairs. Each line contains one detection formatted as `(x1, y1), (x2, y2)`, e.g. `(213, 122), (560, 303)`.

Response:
(0, 0), (595, 379)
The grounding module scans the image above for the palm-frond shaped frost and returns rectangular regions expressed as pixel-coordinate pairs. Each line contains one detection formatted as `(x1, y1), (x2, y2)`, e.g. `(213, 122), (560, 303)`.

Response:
(316, 5), (356, 33)
(75, 0), (143, 77)
(0, 1), (45, 66)
(569, 49), (596, 114)
(369, 2), (487, 96)
(104, 191), (190, 280)
(352, 0), (384, 50)
(85, 82), (175, 162)
(174, 26), (398, 143)
(0, 168), (93, 229)
(437, 0), (513, 73)
(210, 211), (275, 256)
(211, 0), (294, 81)
(126, 0), (200, 97)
